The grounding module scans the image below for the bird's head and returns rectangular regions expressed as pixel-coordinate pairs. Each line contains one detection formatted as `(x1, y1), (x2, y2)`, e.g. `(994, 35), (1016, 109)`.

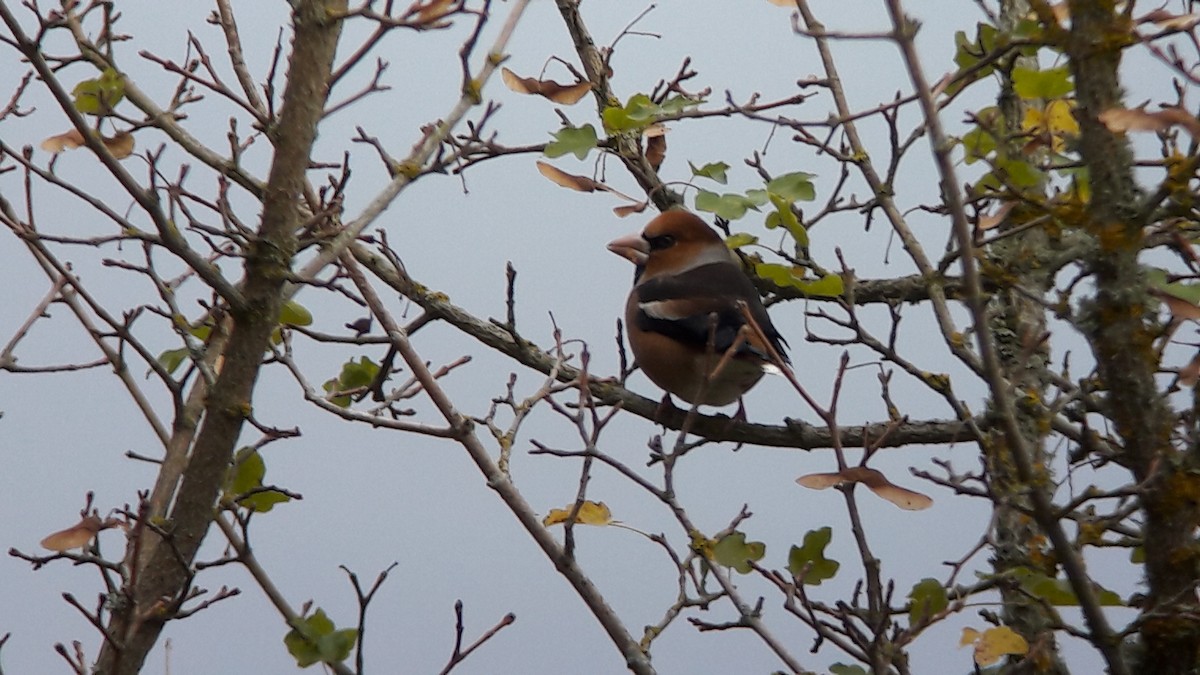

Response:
(606, 211), (730, 280)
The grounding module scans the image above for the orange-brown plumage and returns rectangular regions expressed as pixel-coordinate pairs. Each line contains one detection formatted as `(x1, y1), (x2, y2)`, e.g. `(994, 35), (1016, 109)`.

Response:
(608, 211), (789, 407)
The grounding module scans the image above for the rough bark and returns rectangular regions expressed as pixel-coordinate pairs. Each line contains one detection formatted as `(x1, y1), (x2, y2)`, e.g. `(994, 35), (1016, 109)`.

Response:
(93, 2), (346, 673)
(1067, 1), (1200, 672)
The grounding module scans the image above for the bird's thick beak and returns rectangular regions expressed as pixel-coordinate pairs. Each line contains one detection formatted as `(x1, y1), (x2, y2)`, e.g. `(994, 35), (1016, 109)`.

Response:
(606, 232), (649, 266)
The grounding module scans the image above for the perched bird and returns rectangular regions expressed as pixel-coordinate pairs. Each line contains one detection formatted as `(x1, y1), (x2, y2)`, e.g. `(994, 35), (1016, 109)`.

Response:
(607, 210), (790, 409)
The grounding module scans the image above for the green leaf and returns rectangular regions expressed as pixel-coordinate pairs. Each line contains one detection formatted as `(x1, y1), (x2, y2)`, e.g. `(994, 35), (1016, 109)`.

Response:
(322, 378), (352, 408)
(947, 24), (998, 95)
(787, 526), (839, 585)
(743, 189), (771, 207)
(658, 94), (703, 115)
(545, 124), (598, 160)
(767, 172), (816, 202)
(689, 161), (730, 184)
(962, 125), (997, 164)
(694, 190), (761, 221)
(1149, 268), (1200, 305)
(995, 157), (1042, 189)
(830, 665), (869, 675)
(279, 299), (313, 327)
(1012, 65), (1073, 100)
(72, 68), (125, 115)
(323, 357), (381, 407)
(724, 232), (758, 249)
(755, 262), (805, 288)
(969, 171), (1004, 197)
(1131, 546), (1145, 563)
(224, 448), (291, 512)
(229, 448), (266, 496)
(339, 356), (380, 389)
(794, 273), (845, 298)
(712, 531), (766, 574)
(1012, 568), (1123, 607)
(601, 93), (658, 133)
(241, 489), (292, 513)
(284, 609), (358, 668)
(157, 347), (189, 375)
(766, 194), (809, 247)
(907, 578), (949, 625)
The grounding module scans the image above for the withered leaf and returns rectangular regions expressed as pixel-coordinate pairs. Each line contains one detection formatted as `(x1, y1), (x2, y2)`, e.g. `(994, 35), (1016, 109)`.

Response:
(41, 128), (135, 159)
(796, 466), (933, 510)
(1180, 350), (1200, 387)
(536, 160), (609, 193)
(1138, 9), (1200, 31)
(407, 0), (456, 28)
(41, 514), (105, 552)
(645, 124), (667, 171)
(501, 67), (591, 105)
(613, 201), (649, 217)
(1155, 291), (1200, 321)
(978, 201), (1016, 231)
(1098, 106), (1200, 137)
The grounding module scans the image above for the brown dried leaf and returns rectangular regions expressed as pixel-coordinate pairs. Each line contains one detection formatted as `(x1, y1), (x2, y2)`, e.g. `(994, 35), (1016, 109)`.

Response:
(646, 134), (667, 171)
(1099, 106), (1200, 137)
(613, 201), (649, 217)
(797, 466), (932, 510)
(536, 161), (608, 193)
(1139, 9), (1200, 31)
(41, 128), (135, 158)
(104, 131), (135, 159)
(1179, 351), (1200, 387)
(40, 128), (87, 153)
(795, 472), (843, 489)
(500, 67), (591, 105)
(867, 480), (934, 511)
(41, 514), (104, 552)
(408, 0), (456, 27)
(765, 0), (797, 6)
(978, 201), (1016, 231)
(1155, 291), (1200, 321)
(1048, 2), (1069, 25)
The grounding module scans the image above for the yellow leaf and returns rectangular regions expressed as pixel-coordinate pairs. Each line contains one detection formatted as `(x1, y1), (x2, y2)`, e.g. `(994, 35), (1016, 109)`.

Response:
(1044, 100), (1078, 137)
(960, 627), (981, 647)
(1022, 100), (1077, 154)
(962, 626), (1030, 666)
(543, 500), (613, 527)
(973, 626), (1029, 666)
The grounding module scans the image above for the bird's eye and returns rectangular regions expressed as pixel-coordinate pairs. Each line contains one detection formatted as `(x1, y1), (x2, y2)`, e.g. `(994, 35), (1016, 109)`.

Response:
(647, 234), (675, 250)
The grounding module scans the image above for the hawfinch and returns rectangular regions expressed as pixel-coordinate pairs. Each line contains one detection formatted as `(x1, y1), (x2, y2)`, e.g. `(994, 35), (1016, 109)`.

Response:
(607, 211), (790, 408)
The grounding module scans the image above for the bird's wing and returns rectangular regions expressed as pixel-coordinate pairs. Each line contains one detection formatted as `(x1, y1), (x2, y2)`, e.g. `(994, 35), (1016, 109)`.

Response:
(633, 262), (790, 363)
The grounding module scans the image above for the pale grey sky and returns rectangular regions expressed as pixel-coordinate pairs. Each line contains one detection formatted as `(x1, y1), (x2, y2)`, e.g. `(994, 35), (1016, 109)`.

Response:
(0, 1), (1167, 673)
